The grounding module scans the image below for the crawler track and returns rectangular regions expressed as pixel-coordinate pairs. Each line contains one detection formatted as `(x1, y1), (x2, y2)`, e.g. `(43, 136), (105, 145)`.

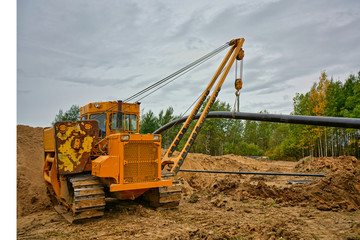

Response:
(143, 171), (182, 210)
(54, 174), (105, 223)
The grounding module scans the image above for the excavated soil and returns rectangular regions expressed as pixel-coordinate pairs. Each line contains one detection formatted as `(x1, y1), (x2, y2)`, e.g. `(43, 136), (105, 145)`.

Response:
(17, 125), (360, 239)
(17, 125), (51, 217)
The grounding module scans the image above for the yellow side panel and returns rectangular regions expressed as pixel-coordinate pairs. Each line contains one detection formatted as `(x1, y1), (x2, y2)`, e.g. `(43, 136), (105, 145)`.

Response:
(43, 127), (55, 152)
(54, 121), (98, 174)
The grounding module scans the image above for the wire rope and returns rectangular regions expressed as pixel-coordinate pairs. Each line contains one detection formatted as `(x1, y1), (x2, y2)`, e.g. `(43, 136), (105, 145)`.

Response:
(87, 42), (230, 123)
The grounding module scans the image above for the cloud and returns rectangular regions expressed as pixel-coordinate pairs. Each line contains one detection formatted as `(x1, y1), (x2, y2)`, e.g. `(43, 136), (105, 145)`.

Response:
(17, 90), (31, 94)
(56, 74), (142, 87)
(17, 0), (360, 127)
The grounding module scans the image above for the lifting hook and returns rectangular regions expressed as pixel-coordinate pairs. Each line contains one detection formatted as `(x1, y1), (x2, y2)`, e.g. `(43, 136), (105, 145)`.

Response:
(234, 48), (244, 114)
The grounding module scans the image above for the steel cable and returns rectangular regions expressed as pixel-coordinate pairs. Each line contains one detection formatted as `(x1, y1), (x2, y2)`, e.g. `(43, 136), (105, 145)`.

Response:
(87, 42), (230, 122)
(123, 42), (229, 103)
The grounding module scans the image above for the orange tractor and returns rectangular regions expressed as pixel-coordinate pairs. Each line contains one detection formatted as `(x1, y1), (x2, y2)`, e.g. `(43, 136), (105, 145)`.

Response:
(43, 38), (245, 222)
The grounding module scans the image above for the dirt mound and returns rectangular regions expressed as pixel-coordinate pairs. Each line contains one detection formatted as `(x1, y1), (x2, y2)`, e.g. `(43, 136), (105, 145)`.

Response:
(177, 153), (251, 199)
(177, 153), (360, 212)
(17, 125), (51, 217)
(284, 156), (360, 211)
(295, 156), (360, 174)
(242, 170), (360, 211)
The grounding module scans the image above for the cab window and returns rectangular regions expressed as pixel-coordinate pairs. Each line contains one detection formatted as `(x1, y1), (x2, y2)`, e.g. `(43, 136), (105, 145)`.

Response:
(109, 113), (118, 130)
(131, 115), (137, 132)
(90, 113), (106, 138)
(122, 114), (137, 132)
(81, 115), (88, 120)
(124, 114), (131, 131)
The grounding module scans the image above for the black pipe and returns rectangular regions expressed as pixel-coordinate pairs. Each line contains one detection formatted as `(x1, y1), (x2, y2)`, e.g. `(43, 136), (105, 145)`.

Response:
(153, 111), (360, 134)
(178, 169), (326, 177)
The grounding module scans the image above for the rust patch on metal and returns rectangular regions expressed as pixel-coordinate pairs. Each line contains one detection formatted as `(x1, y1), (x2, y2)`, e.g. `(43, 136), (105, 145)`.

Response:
(54, 120), (98, 174)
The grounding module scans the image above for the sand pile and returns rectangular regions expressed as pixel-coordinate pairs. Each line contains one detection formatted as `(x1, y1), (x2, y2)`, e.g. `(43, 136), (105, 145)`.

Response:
(17, 125), (50, 217)
(295, 156), (360, 174)
(292, 156), (360, 211)
(239, 170), (360, 211)
(177, 153), (360, 212)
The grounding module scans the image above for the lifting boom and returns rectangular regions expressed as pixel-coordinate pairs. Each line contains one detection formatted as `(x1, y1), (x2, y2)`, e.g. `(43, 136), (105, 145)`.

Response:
(161, 38), (245, 174)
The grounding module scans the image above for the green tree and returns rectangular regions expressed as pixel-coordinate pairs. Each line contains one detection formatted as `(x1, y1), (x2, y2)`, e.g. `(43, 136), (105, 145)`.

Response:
(236, 142), (263, 156)
(341, 72), (360, 118)
(192, 99), (232, 155)
(139, 110), (159, 134)
(52, 105), (80, 125)
(157, 107), (181, 149)
(292, 70), (360, 158)
(224, 118), (244, 154)
(257, 110), (276, 151)
(157, 107), (175, 127)
(293, 92), (311, 115)
(243, 120), (258, 145)
(268, 124), (290, 149)
(325, 79), (344, 117)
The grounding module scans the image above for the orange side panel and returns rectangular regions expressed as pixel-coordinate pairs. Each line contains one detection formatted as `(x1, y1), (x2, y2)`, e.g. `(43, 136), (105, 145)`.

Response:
(50, 158), (60, 196)
(43, 127), (55, 152)
(92, 155), (120, 183)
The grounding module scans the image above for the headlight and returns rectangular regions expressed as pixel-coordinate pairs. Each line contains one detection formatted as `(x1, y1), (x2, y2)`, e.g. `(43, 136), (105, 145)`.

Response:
(153, 135), (160, 141)
(122, 135), (130, 141)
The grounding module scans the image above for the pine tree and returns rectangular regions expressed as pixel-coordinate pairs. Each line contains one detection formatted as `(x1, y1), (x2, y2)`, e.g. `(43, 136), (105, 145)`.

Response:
(52, 105), (80, 125)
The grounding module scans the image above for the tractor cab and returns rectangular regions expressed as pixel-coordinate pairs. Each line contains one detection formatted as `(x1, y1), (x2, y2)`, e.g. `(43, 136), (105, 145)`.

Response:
(80, 101), (140, 138)
(79, 100), (167, 198)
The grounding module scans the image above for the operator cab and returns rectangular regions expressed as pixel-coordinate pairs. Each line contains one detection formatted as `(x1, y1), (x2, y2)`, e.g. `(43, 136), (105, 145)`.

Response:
(80, 101), (140, 138)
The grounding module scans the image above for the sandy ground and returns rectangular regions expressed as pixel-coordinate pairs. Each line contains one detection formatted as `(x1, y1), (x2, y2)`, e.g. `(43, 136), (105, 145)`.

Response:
(17, 125), (360, 239)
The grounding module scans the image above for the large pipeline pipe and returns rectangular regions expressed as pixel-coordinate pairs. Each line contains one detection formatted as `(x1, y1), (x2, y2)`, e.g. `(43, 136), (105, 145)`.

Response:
(153, 111), (360, 134)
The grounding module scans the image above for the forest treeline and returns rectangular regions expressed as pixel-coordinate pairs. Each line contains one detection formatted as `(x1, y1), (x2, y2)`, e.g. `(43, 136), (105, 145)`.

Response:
(140, 71), (360, 160)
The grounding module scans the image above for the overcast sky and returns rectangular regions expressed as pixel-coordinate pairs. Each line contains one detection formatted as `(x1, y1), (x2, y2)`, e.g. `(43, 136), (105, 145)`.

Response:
(17, 0), (360, 127)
